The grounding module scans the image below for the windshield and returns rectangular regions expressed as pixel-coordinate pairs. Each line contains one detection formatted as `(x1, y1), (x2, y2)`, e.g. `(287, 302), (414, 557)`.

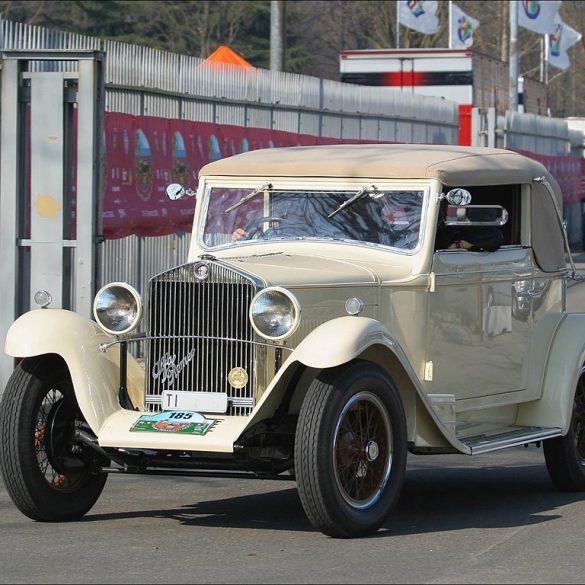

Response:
(202, 187), (425, 251)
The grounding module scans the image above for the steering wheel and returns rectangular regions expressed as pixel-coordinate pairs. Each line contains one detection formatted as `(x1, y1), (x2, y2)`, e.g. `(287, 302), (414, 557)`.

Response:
(243, 216), (295, 240)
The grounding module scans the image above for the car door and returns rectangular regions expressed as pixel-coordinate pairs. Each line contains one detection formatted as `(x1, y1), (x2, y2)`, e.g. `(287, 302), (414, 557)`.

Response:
(426, 247), (533, 401)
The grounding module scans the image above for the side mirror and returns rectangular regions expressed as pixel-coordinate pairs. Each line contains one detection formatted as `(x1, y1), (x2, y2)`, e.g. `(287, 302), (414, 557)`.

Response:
(166, 183), (185, 201)
(165, 183), (196, 201)
(444, 205), (508, 227)
(444, 188), (472, 206)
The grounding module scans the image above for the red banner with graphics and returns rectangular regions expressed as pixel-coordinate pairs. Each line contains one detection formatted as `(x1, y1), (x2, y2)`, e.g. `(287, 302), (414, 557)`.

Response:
(514, 149), (585, 207)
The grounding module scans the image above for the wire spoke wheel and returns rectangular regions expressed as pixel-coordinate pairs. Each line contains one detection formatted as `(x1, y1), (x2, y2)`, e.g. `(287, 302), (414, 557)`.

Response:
(572, 375), (585, 464)
(33, 386), (87, 492)
(544, 366), (585, 491)
(333, 392), (393, 509)
(295, 362), (407, 538)
(0, 356), (108, 521)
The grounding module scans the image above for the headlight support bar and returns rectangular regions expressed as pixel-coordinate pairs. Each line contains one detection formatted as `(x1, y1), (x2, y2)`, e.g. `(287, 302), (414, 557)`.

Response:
(118, 340), (135, 411)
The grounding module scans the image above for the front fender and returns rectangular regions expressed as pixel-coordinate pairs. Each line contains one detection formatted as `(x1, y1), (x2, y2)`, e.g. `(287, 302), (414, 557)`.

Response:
(517, 313), (585, 433)
(291, 316), (400, 369)
(243, 316), (469, 453)
(5, 309), (144, 433)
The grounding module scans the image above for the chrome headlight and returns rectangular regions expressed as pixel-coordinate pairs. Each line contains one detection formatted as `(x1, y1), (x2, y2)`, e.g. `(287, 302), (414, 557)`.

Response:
(249, 287), (301, 341)
(93, 282), (142, 335)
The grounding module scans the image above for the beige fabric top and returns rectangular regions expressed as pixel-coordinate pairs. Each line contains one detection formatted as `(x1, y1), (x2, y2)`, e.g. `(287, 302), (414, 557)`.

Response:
(200, 144), (565, 272)
(200, 144), (554, 188)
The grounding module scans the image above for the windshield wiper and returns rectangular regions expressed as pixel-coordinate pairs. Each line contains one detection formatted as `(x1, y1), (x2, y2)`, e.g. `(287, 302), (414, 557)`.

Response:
(225, 182), (272, 213)
(327, 184), (378, 218)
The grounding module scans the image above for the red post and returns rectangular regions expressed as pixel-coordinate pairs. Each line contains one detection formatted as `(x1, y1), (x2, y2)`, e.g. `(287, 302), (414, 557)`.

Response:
(458, 104), (473, 146)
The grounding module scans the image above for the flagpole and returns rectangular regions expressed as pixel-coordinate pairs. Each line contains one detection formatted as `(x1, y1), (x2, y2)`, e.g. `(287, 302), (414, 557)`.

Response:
(509, 0), (519, 112)
(449, 1), (453, 48)
(572, 44), (576, 116)
(539, 36), (545, 82)
(544, 33), (549, 85)
(396, 0), (400, 48)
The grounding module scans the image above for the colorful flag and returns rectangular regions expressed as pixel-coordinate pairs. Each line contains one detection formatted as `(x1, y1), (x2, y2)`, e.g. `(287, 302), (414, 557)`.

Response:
(399, 0), (440, 35)
(518, 0), (562, 35)
(548, 14), (582, 70)
(450, 3), (480, 48)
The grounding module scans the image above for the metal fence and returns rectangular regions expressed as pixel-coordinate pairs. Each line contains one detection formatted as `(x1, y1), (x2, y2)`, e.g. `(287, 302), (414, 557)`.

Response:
(0, 16), (459, 143)
(503, 111), (571, 156)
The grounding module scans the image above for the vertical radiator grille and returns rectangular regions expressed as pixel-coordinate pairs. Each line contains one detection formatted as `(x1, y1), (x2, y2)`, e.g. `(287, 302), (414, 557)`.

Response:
(145, 262), (258, 416)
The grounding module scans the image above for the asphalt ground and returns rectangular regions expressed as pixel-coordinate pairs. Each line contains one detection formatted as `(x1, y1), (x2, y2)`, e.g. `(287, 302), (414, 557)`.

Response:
(2, 265), (585, 584)
(1, 448), (584, 584)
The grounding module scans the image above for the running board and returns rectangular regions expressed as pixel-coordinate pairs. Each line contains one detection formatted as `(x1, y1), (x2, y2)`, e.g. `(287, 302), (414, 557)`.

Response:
(460, 426), (563, 454)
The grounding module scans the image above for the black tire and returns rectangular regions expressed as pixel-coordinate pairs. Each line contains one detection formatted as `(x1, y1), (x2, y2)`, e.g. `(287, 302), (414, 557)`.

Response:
(295, 361), (407, 538)
(0, 355), (108, 521)
(544, 367), (585, 491)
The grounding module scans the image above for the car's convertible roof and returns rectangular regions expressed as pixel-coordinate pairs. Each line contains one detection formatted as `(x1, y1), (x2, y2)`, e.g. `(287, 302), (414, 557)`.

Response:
(200, 144), (565, 273)
(200, 144), (555, 190)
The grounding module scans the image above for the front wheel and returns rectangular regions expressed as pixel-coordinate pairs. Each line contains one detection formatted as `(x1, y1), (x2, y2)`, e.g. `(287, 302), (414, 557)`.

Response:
(544, 367), (585, 491)
(295, 362), (407, 538)
(0, 355), (108, 521)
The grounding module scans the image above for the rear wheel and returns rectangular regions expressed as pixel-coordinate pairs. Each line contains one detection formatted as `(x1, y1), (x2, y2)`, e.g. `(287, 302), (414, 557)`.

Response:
(544, 367), (585, 491)
(295, 362), (407, 538)
(0, 355), (108, 521)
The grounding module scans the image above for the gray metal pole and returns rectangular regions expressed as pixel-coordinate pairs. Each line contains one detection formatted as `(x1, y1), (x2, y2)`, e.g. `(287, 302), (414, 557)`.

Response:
(544, 33), (549, 85)
(0, 58), (21, 394)
(270, 0), (285, 71)
(509, 0), (518, 112)
(572, 44), (576, 116)
(539, 36), (544, 82)
(448, 0), (453, 49)
(396, 1), (400, 48)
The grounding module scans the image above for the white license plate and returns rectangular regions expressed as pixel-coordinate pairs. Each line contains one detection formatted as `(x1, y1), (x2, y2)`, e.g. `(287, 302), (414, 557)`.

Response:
(161, 391), (228, 414)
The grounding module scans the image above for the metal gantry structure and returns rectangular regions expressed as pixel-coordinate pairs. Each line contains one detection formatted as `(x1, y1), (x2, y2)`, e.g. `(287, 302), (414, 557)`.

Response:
(0, 49), (103, 388)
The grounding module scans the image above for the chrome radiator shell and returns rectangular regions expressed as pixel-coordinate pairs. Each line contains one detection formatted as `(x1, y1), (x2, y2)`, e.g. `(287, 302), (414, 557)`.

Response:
(144, 260), (261, 416)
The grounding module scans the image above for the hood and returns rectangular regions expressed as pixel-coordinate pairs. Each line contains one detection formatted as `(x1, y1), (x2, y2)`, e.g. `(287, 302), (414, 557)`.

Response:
(217, 253), (407, 287)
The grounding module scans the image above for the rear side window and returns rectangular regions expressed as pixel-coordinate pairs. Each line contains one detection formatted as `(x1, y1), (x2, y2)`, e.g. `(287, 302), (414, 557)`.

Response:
(460, 184), (521, 246)
(435, 184), (521, 251)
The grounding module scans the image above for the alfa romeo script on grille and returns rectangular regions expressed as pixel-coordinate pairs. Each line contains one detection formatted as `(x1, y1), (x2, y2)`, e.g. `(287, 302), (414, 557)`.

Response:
(151, 350), (196, 385)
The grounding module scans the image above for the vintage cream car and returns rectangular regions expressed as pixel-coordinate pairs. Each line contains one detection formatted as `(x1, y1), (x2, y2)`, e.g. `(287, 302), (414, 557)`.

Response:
(2, 144), (585, 538)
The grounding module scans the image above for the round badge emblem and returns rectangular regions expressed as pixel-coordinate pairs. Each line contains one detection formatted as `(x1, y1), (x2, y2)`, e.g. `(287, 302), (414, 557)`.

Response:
(194, 263), (209, 280)
(228, 367), (249, 389)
